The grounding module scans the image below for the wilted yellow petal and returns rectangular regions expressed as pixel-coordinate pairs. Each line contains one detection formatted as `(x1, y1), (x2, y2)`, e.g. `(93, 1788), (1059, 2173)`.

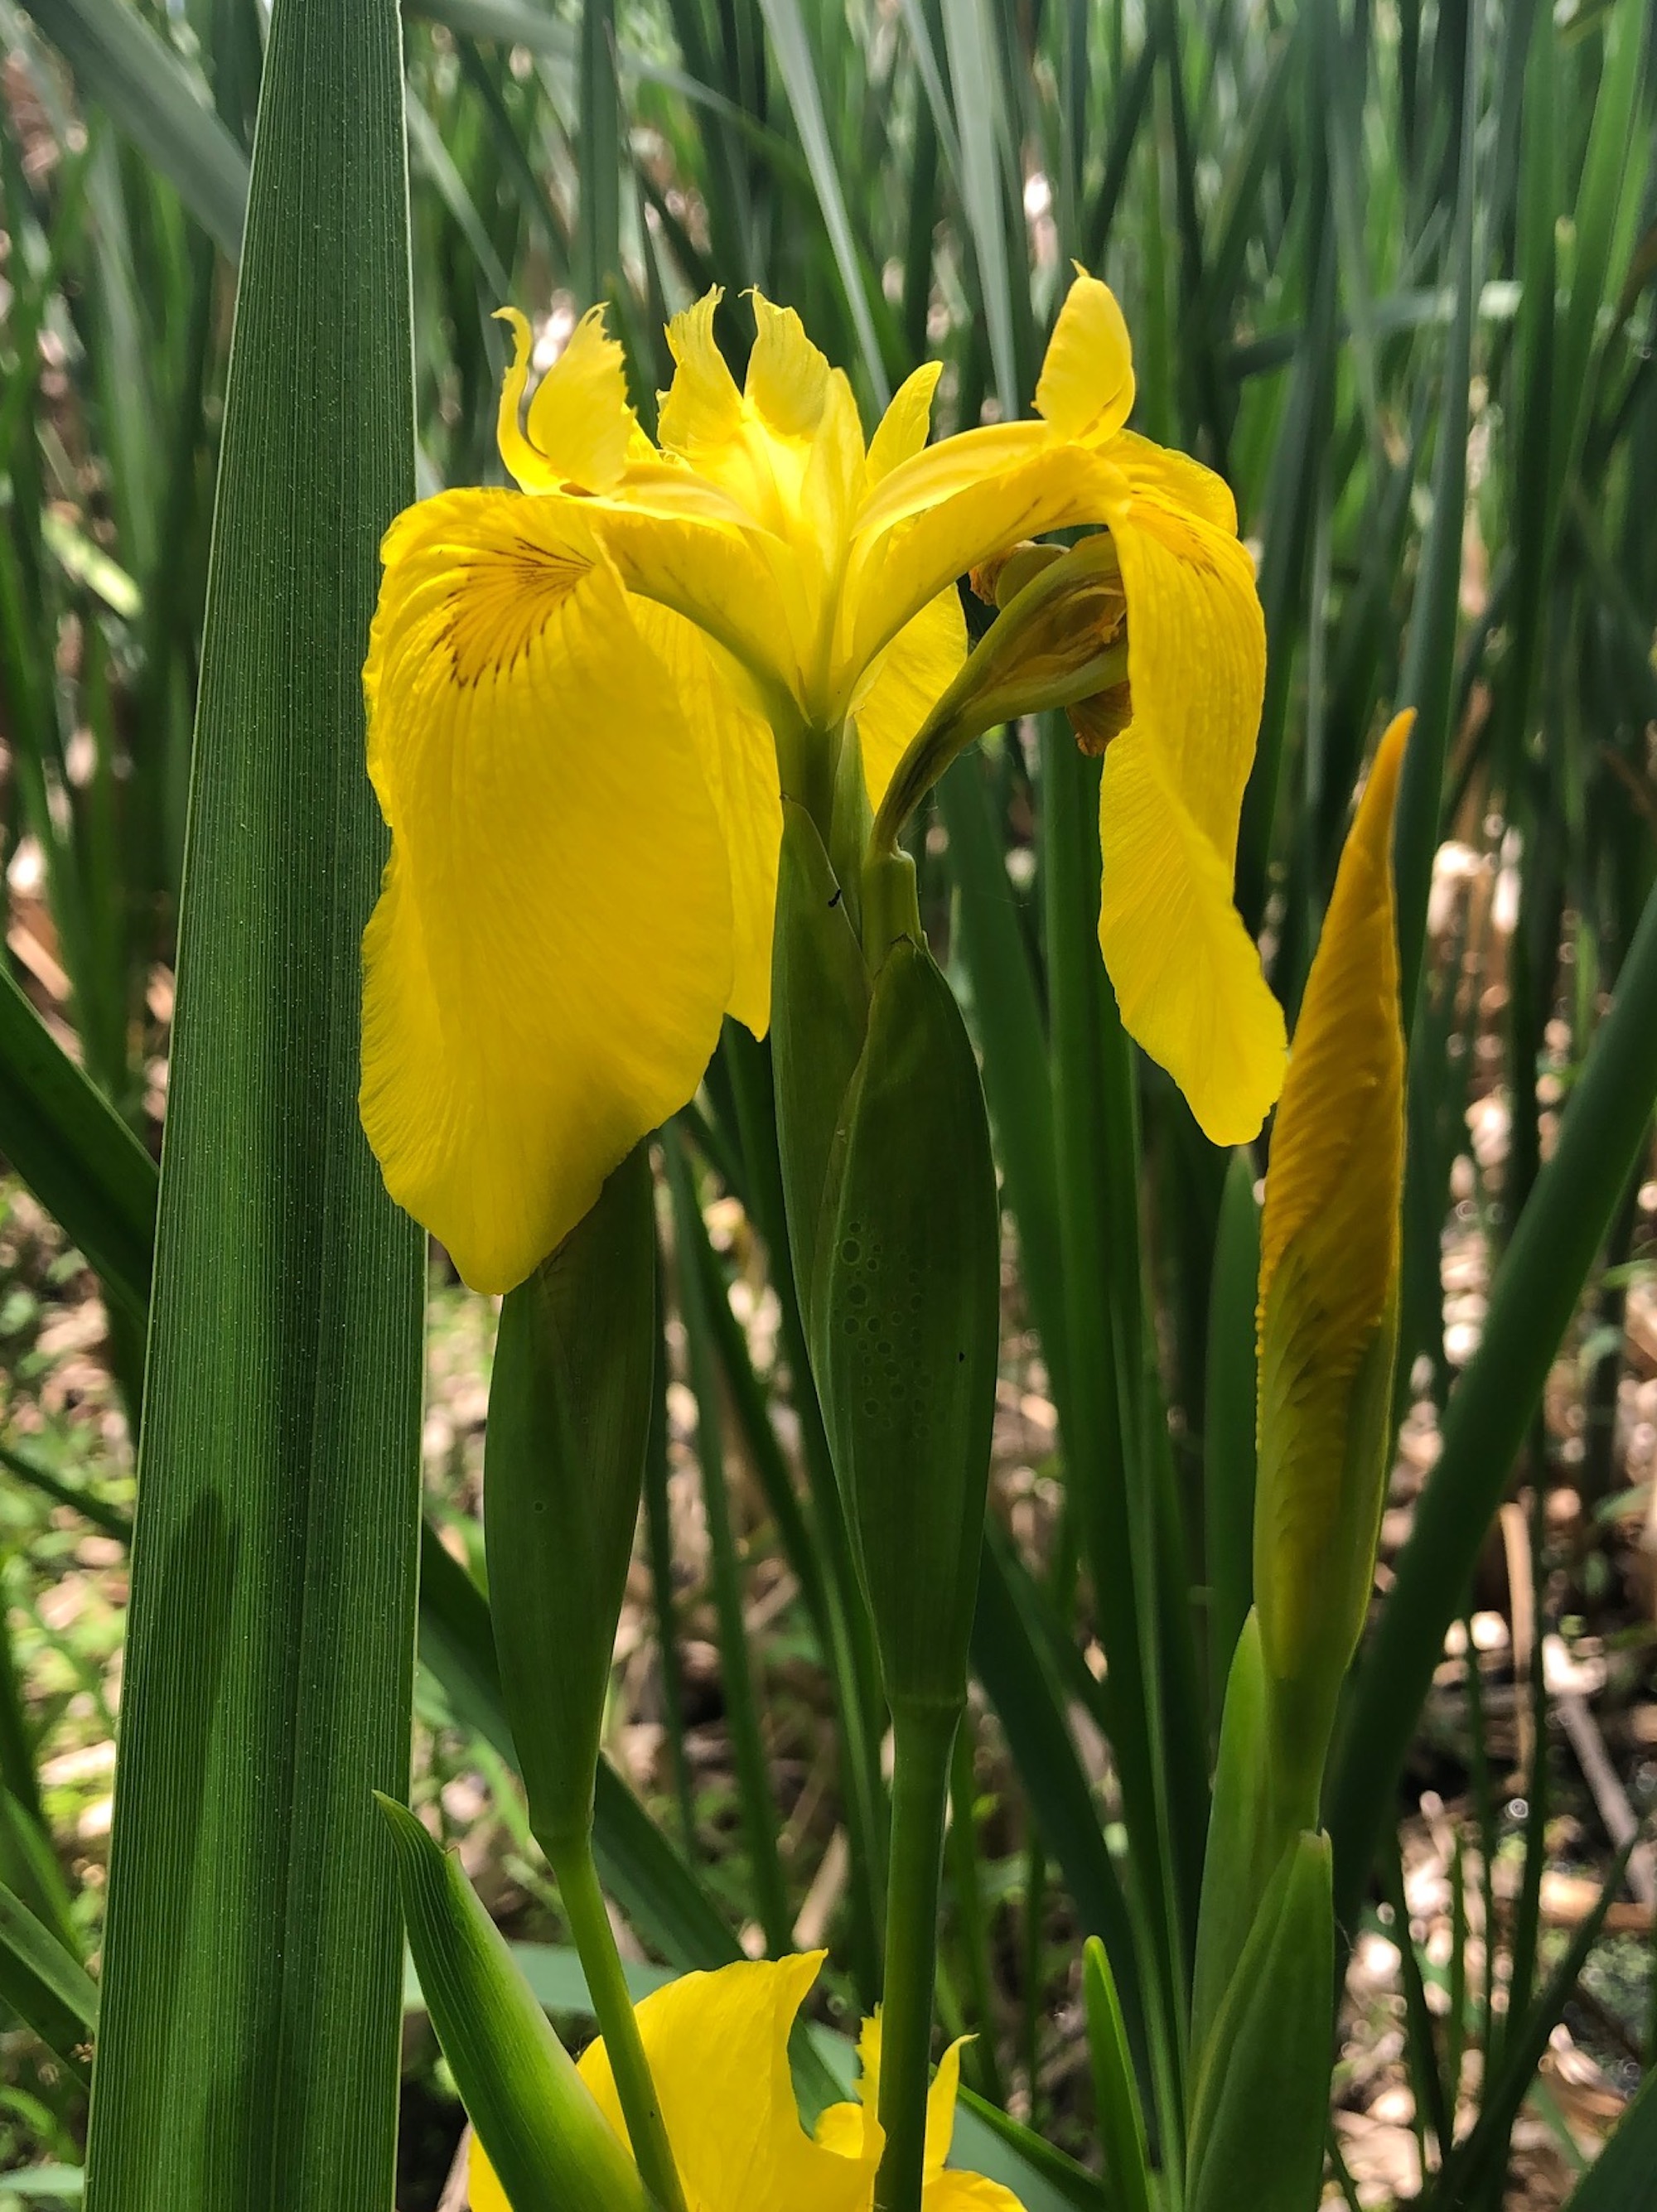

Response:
(580, 1955), (875, 2212)
(1097, 727), (1287, 1144)
(867, 361), (943, 483)
(1254, 712), (1410, 1722)
(851, 586), (969, 808)
(360, 490), (735, 1293)
(1034, 269), (1135, 443)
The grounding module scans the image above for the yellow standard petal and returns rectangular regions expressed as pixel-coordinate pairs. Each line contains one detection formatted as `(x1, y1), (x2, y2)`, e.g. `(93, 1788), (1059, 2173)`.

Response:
(1034, 268), (1136, 444)
(1095, 479), (1285, 1142)
(850, 586), (969, 809)
(1254, 711), (1410, 1698)
(814, 2014), (1027, 2211)
(360, 490), (735, 1293)
(867, 360), (944, 483)
(493, 306), (637, 494)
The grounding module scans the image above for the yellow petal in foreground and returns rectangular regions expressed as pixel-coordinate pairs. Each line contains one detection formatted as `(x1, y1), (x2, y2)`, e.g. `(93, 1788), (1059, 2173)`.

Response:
(1254, 712), (1412, 1731)
(470, 1954), (1027, 2211)
(360, 490), (736, 1294)
(1095, 486), (1284, 1142)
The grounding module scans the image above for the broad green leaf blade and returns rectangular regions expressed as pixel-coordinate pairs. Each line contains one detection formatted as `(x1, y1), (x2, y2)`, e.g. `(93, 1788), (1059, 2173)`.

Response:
(0, 965), (156, 1323)
(25, 0), (249, 258)
(0, 1878), (99, 2084)
(1329, 878), (1657, 1935)
(80, 0), (426, 2205)
(379, 1799), (652, 2212)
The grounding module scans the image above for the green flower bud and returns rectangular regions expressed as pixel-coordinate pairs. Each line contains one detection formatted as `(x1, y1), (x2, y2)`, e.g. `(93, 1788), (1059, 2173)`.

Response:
(822, 929), (999, 1716)
(483, 1145), (655, 1858)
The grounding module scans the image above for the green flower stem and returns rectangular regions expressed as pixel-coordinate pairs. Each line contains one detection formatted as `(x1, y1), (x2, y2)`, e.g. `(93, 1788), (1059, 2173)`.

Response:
(548, 1835), (686, 2212)
(874, 1702), (963, 2212)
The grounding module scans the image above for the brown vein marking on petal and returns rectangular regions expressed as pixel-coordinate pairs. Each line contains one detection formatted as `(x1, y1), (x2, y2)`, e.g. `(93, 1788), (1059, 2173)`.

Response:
(1068, 679), (1133, 756)
(444, 540), (592, 687)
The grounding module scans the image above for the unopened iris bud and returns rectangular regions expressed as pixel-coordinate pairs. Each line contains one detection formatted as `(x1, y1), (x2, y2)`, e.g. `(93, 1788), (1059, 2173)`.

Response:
(483, 1144), (656, 1857)
(822, 931), (999, 1716)
(870, 533), (1128, 853)
(1254, 712), (1413, 1822)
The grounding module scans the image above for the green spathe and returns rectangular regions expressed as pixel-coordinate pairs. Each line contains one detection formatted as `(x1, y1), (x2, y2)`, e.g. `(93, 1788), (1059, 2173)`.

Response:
(485, 1145), (656, 1855)
(1186, 1830), (1334, 2212)
(379, 1798), (652, 2212)
(822, 930), (999, 1716)
(769, 799), (872, 1355)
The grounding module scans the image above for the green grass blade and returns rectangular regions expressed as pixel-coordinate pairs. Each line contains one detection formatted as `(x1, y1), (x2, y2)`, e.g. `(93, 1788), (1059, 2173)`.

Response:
(1328, 876), (1657, 1935)
(0, 1880), (99, 2085)
(755, 0), (890, 405)
(80, 0), (425, 2202)
(940, 0), (1018, 411)
(0, 965), (155, 1322)
(24, 0), (249, 257)
(1202, 1150), (1259, 1726)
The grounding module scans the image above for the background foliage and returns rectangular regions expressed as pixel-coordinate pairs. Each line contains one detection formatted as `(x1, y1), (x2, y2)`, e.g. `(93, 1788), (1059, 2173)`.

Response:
(0, 0), (1653, 2203)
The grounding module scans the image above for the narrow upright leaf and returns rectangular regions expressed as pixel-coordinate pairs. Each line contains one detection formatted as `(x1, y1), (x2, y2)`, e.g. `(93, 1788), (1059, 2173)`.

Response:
(82, 4), (425, 2208)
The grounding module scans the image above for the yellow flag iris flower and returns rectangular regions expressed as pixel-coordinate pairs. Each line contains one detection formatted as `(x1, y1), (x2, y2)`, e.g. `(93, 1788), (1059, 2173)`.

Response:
(362, 273), (1285, 1291)
(469, 1952), (1023, 2211)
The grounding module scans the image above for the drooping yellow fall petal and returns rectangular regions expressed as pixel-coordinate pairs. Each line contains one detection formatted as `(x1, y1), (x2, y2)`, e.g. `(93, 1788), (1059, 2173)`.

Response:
(1033, 268), (1136, 443)
(1091, 484), (1283, 1139)
(630, 599), (782, 1035)
(1096, 729), (1286, 1143)
(360, 489), (736, 1294)
(850, 586), (969, 808)
(1254, 712), (1409, 1699)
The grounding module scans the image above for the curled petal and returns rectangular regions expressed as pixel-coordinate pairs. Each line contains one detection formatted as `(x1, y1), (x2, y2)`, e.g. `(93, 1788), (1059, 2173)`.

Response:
(1097, 727), (1286, 1144)
(1035, 269), (1135, 443)
(361, 490), (735, 1293)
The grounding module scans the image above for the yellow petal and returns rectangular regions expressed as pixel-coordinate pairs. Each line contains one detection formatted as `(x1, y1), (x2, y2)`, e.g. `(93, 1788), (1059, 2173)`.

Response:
(1096, 727), (1286, 1144)
(867, 360), (943, 483)
(468, 2132), (510, 2212)
(630, 600), (781, 1035)
(1113, 427), (1238, 534)
(657, 287), (744, 468)
(360, 490), (735, 1293)
(842, 444), (1128, 705)
(1108, 480), (1265, 857)
(493, 308), (562, 493)
(748, 290), (833, 438)
(923, 2038), (970, 2174)
(851, 585), (969, 809)
(580, 1954), (876, 2212)
(525, 304), (636, 491)
(1034, 269), (1135, 443)
(925, 2174), (1028, 2210)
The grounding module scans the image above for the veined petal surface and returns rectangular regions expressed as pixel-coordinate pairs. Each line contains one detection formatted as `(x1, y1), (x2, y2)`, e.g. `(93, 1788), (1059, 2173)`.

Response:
(361, 489), (734, 1293)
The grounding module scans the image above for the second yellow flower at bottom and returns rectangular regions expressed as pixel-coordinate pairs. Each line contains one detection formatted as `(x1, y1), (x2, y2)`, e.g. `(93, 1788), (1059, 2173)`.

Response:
(469, 1952), (1024, 2210)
